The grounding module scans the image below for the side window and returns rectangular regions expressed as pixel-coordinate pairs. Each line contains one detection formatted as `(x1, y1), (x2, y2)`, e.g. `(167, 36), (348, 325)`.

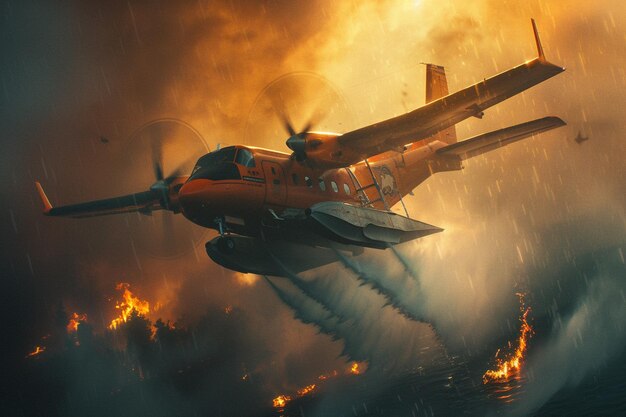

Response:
(331, 181), (338, 193)
(343, 183), (350, 195)
(318, 178), (326, 191)
(305, 176), (313, 188)
(292, 173), (299, 185)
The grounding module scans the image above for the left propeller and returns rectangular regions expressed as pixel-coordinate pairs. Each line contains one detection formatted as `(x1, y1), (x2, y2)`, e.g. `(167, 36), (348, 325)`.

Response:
(124, 118), (210, 258)
(149, 136), (185, 212)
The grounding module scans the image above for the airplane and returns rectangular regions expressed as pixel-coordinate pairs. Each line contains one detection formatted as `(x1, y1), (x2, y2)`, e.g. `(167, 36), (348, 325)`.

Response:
(35, 19), (566, 277)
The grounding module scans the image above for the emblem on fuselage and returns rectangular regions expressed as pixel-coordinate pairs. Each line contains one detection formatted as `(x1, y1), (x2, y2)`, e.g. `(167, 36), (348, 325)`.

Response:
(374, 165), (398, 196)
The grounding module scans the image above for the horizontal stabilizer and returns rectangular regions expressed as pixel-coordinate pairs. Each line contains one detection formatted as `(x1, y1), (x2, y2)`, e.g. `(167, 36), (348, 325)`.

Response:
(436, 116), (565, 160)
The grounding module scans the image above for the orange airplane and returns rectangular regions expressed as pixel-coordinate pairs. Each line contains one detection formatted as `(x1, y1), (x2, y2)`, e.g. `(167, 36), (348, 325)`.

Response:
(36, 20), (565, 276)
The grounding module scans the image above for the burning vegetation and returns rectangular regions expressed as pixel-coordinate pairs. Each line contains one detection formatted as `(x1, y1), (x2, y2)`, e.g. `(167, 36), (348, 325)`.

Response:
(272, 361), (367, 409)
(272, 395), (291, 408)
(66, 312), (88, 333)
(350, 362), (361, 375)
(25, 346), (46, 358)
(109, 282), (151, 330)
(483, 294), (534, 383)
(297, 384), (316, 396)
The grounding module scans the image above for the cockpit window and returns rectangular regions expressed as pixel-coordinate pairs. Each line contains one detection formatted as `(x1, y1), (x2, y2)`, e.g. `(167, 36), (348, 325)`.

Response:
(235, 148), (255, 167)
(191, 147), (236, 175)
(189, 146), (241, 181)
(189, 163), (241, 181)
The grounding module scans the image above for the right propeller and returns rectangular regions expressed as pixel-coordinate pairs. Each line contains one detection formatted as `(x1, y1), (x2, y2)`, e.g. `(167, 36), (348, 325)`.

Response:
(243, 71), (355, 162)
(283, 119), (314, 162)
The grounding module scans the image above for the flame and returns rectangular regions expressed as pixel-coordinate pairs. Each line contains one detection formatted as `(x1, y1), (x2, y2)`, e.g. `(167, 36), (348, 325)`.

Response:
(318, 370), (338, 380)
(269, 363), (367, 406)
(272, 395), (291, 408)
(67, 312), (87, 333)
(483, 294), (534, 383)
(25, 346), (45, 358)
(350, 362), (361, 375)
(109, 283), (150, 330)
(297, 384), (316, 396)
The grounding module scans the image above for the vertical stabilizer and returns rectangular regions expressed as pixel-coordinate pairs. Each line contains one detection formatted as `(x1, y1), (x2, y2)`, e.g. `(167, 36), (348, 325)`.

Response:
(424, 63), (457, 144)
(425, 64), (449, 103)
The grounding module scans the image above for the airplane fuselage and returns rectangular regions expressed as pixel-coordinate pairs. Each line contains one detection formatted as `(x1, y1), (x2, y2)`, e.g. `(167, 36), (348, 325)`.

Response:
(177, 141), (460, 238)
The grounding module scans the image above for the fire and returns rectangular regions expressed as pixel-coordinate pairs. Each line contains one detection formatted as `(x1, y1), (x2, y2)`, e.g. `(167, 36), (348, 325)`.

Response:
(272, 395), (291, 408)
(297, 384), (316, 396)
(67, 312), (87, 333)
(483, 294), (534, 383)
(109, 283), (150, 330)
(269, 363), (367, 407)
(350, 362), (361, 375)
(318, 370), (338, 380)
(25, 346), (45, 358)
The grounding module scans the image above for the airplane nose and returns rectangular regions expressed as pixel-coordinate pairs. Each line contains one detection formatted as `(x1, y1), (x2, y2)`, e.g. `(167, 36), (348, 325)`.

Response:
(178, 179), (212, 217)
(178, 179), (208, 204)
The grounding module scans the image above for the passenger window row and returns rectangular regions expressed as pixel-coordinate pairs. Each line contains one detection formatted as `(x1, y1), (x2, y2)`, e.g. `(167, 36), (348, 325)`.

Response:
(291, 173), (351, 195)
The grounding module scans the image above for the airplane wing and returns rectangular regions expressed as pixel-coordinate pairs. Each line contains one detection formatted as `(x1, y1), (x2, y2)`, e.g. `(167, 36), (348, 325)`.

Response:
(35, 181), (173, 218)
(336, 19), (564, 162)
(436, 116), (566, 160)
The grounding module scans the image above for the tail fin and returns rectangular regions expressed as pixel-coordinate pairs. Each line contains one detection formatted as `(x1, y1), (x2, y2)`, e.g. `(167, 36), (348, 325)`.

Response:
(424, 64), (457, 144)
(377, 63), (458, 160)
(401, 64), (457, 154)
(425, 63), (449, 104)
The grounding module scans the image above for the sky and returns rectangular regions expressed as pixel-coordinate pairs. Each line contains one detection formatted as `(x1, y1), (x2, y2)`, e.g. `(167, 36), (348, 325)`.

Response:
(1, 1), (625, 416)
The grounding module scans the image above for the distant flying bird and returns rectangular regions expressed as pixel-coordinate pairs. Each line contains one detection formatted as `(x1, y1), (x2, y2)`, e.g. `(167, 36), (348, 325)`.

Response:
(574, 131), (589, 144)
(100, 136), (109, 144)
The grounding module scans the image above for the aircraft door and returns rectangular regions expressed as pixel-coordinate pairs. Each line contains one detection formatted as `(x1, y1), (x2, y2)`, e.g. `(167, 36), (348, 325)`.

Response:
(262, 161), (287, 207)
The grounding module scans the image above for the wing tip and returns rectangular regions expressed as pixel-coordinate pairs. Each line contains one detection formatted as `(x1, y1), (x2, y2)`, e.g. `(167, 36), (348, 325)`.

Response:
(530, 19), (566, 74)
(34, 181), (53, 214)
(541, 116), (567, 128)
(531, 18), (545, 61)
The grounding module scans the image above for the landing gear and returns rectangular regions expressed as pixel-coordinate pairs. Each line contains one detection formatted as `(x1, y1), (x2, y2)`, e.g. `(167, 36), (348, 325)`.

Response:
(217, 236), (235, 253)
(213, 216), (235, 253)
